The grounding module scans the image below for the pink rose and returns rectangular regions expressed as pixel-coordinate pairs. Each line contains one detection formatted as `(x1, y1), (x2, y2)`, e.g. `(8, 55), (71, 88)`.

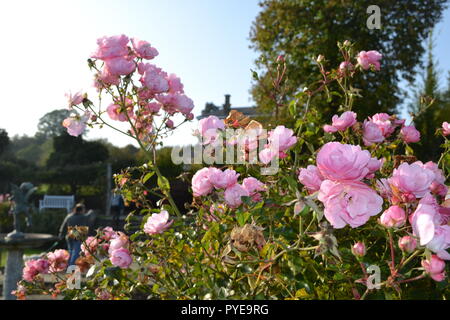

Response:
(351, 242), (366, 257)
(47, 249), (69, 272)
(62, 111), (91, 137)
(365, 157), (383, 179)
(104, 56), (136, 76)
(242, 177), (266, 201)
(108, 232), (129, 255)
(110, 247), (132, 269)
(316, 142), (371, 181)
(426, 225), (450, 260)
(209, 168), (239, 189)
(400, 125), (420, 143)
(102, 227), (116, 241)
(376, 178), (392, 199)
(131, 38), (158, 60)
(323, 111), (357, 133)
(258, 147), (278, 165)
(65, 91), (84, 108)
(106, 99), (134, 122)
(339, 61), (354, 73)
(192, 167), (214, 197)
(379, 205), (406, 228)
(417, 161), (447, 197)
(143, 210), (173, 235)
(91, 34), (129, 60)
(422, 255), (446, 282)
(81, 236), (98, 257)
(362, 120), (385, 146)
(165, 119), (174, 129)
(410, 194), (440, 246)
(267, 125), (297, 152)
(138, 63), (169, 94)
(224, 184), (249, 208)
(318, 180), (383, 229)
(357, 50), (382, 70)
(22, 260), (43, 282)
(370, 113), (395, 137)
(298, 165), (324, 193)
(442, 122), (450, 136)
(167, 73), (184, 94)
(388, 162), (435, 201)
(146, 102), (161, 113)
(197, 116), (225, 145)
(398, 236), (417, 253)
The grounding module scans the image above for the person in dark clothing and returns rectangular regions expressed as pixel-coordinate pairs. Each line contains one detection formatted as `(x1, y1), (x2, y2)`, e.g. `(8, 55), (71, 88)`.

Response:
(58, 203), (90, 266)
(110, 191), (124, 230)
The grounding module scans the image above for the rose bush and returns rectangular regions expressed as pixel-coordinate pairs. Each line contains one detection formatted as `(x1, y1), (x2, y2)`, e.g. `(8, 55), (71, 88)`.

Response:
(15, 37), (449, 300)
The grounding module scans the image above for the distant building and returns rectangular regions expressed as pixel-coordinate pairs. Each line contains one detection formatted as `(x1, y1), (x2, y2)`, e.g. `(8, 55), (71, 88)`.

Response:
(197, 94), (259, 120)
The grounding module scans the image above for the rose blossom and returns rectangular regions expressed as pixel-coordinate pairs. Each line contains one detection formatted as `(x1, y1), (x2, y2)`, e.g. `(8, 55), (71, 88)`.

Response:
(410, 194), (441, 246)
(323, 111), (357, 133)
(47, 249), (69, 272)
(242, 177), (266, 201)
(426, 225), (450, 260)
(442, 122), (450, 136)
(138, 63), (169, 94)
(197, 116), (225, 145)
(192, 167), (214, 197)
(351, 242), (366, 257)
(81, 236), (98, 257)
(362, 120), (385, 146)
(108, 232), (129, 255)
(357, 50), (382, 70)
(104, 56), (136, 76)
(339, 61), (354, 73)
(400, 125), (420, 143)
(209, 168), (239, 189)
(267, 125), (297, 152)
(388, 162), (435, 201)
(143, 210), (173, 235)
(418, 161), (448, 197)
(370, 113), (395, 137)
(110, 247), (132, 269)
(398, 236), (417, 253)
(65, 91), (84, 108)
(379, 205), (406, 228)
(167, 73), (184, 94)
(91, 34), (129, 60)
(62, 111), (91, 137)
(316, 142), (372, 181)
(422, 255), (446, 282)
(131, 38), (158, 60)
(224, 184), (249, 208)
(298, 165), (324, 193)
(106, 99), (134, 122)
(318, 180), (383, 229)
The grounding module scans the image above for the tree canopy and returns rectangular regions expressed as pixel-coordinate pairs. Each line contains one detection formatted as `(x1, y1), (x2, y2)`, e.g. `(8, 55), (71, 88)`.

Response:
(250, 0), (448, 123)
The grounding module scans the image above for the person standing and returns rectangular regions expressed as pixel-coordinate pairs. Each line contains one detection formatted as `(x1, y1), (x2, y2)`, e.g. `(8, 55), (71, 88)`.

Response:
(110, 190), (124, 230)
(58, 203), (90, 267)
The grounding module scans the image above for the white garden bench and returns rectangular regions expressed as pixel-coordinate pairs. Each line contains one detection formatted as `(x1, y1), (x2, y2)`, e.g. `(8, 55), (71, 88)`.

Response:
(39, 195), (75, 213)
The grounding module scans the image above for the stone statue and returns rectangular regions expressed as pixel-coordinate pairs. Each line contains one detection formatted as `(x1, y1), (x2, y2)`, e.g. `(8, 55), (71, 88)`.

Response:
(6, 182), (37, 240)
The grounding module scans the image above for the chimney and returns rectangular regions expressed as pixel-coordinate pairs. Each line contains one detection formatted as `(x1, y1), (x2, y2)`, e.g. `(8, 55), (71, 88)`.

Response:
(223, 94), (231, 113)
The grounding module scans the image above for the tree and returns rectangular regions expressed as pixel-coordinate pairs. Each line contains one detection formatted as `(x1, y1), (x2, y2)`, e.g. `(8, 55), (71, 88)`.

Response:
(44, 133), (109, 193)
(36, 109), (72, 140)
(250, 0), (448, 124)
(0, 128), (10, 156)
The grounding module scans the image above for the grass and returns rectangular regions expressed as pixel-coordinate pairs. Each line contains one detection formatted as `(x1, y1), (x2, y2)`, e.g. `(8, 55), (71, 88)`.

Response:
(0, 248), (44, 268)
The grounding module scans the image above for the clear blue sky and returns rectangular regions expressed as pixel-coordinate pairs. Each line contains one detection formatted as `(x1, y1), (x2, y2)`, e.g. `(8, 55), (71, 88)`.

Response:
(0, 1), (448, 147)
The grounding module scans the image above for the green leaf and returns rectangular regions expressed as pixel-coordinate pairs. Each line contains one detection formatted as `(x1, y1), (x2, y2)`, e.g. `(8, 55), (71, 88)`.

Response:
(143, 172), (154, 183)
(157, 175), (170, 193)
(236, 211), (251, 227)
